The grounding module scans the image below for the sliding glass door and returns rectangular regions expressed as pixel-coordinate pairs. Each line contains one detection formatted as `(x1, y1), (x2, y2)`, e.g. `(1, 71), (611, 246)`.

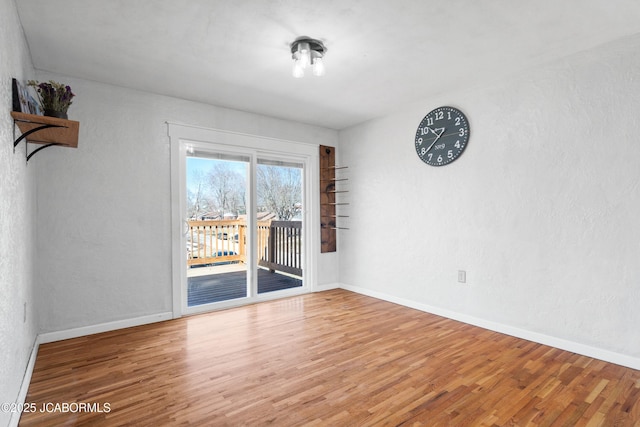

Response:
(172, 133), (311, 315)
(256, 158), (304, 295)
(186, 151), (250, 306)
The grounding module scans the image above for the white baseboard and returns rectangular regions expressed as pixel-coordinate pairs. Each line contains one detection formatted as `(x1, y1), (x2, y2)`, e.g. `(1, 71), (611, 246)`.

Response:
(38, 312), (173, 344)
(9, 338), (40, 427)
(314, 282), (341, 291)
(340, 283), (640, 371)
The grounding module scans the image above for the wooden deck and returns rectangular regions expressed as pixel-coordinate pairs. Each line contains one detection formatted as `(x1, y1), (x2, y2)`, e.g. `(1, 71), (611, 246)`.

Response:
(188, 268), (302, 306)
(19, 289), (640, 426)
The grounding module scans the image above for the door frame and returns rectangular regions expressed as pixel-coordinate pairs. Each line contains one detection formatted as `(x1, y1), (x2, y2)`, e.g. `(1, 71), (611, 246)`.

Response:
(168, 123), (319, 318)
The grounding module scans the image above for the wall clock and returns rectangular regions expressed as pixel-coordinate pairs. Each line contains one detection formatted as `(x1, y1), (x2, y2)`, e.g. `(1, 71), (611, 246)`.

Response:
(415, 106), (470, 166)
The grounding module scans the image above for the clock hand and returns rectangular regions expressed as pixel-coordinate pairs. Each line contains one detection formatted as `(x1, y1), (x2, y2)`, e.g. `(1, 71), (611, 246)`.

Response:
(442, 132), (460, 136)
(425, 128), (446, 152)
(440, 129), (466, 138)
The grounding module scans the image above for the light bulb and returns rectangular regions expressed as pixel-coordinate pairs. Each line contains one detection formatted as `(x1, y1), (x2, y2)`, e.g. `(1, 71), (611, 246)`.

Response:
(292, 60), (304, 78)
(298, 42), (310, 68)
(312, 57), (325, 76)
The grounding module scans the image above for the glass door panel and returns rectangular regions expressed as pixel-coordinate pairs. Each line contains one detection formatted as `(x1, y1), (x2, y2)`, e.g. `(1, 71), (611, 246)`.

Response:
(186, 151), (249, 306)
(256, 158), (304, 295)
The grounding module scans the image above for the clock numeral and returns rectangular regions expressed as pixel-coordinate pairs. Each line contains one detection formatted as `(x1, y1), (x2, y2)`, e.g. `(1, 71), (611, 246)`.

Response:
(458, 128), (465, 136)
(437, 155), (443, 163)
(454, 140), (461, 149)
(447, 150), (453, 159)
(455, 117), (461, 126)
(435, 111), (444, 120)
(447, 111), (452, 120)
(427, 153), (433, 161)
(420, 127), (429, 136)
(421, 147), (427, 156)
(417, 137), (423, 145)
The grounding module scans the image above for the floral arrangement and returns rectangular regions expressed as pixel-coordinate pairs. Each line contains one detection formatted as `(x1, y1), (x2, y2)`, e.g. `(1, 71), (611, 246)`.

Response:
(27, 80), (75, 117)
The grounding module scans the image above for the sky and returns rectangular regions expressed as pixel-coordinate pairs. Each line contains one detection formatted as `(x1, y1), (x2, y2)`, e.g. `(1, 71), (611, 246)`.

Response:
(186, 156), (247, 194)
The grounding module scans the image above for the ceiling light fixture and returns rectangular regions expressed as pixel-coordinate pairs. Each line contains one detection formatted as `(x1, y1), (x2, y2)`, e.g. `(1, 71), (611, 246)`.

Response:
(290, 37), (326, 78)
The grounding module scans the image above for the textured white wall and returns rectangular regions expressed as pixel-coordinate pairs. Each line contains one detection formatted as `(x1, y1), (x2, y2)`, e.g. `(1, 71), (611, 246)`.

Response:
(0, 0), (38, 424)
(339, 34), (640, 364)
(34, 74), (338, 333)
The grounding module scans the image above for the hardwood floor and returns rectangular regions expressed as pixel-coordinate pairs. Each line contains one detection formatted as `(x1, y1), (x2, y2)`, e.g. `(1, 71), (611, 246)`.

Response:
(20, 289), (640, 426)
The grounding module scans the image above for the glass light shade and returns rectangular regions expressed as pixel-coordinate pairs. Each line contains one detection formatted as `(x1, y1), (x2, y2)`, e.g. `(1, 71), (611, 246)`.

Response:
(290, 38), (326, 78)
(292, 60), (304, 78)
(312, 57), (325, 76)
(298, 42), (310, 68)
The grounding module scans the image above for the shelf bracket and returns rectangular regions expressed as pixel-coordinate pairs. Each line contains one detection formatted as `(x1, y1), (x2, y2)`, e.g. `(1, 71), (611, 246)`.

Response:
(11, 111), (78, 163)
(26, 143), (62, 162)
(13, 123), (66, 162)
(14, 123), (64, 148)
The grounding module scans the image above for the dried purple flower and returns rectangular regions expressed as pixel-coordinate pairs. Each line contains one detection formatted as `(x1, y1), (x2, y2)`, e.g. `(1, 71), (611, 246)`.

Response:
(27, 80), (75, 114)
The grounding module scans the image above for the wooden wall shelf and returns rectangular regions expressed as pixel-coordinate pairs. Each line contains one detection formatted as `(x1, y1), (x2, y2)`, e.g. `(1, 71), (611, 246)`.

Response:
(10, 111), (79, 161)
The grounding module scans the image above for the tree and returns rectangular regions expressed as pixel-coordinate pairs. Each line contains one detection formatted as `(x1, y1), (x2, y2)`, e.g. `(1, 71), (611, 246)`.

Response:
(257, 164), (302, 220)
(187, 169), (209, 219)
(187, 160), (301, 221)
(207, 162), (246, 218)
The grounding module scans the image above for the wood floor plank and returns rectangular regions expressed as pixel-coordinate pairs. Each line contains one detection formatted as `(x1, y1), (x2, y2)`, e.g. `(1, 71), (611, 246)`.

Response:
(19, 289), (640, 426)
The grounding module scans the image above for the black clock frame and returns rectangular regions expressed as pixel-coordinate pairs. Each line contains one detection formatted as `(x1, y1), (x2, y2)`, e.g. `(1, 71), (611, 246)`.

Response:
(415, 106), (470, 166)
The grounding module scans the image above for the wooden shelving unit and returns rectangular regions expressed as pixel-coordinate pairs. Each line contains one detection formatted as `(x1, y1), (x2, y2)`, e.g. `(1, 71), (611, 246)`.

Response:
(319, 145), (349, 253)
(11, 111), (79, 161)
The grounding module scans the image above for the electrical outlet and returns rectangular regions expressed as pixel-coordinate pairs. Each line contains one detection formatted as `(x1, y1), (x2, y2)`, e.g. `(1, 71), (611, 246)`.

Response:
(458, 270), (466, 283)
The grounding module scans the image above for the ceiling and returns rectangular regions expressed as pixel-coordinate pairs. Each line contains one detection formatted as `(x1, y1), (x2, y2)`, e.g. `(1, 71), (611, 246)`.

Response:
(15, 0), (640, 130)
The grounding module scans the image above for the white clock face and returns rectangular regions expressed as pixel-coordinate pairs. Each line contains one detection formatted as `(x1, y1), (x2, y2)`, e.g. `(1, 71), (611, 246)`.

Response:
(415, 106), (470, 166)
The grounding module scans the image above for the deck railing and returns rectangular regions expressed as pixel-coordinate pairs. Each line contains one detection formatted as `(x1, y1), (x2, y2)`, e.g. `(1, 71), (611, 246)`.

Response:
(258, 220), (302, 277)
(187, 220), (245, 266)
(187, 219), (302, 277)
